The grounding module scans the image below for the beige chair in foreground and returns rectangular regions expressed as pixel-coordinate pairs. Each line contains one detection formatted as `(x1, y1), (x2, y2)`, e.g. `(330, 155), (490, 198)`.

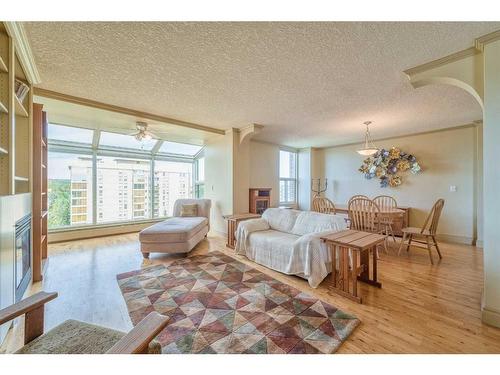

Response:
(139, 199), (211, 258)
(0, 292), (168, 354)
(398, 199), (445, 264)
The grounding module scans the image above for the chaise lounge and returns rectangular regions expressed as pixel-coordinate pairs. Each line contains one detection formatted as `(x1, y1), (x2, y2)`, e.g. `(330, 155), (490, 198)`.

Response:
(139, 199), (211, 258)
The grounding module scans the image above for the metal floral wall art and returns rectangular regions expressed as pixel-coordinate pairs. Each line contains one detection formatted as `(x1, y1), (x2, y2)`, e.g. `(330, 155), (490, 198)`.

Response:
(358, 147), (421, 188)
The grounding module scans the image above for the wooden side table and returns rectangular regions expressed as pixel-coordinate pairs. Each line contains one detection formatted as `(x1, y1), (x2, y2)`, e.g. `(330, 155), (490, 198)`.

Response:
(223, 213), (261, 249)
(321, 229), (386, 304)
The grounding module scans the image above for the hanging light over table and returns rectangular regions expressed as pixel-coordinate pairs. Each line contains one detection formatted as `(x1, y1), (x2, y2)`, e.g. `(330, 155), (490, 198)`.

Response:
(357, 121), (379, 156)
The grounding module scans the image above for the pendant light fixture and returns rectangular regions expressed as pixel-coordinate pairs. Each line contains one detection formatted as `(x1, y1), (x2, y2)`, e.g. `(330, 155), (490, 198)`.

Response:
(357, 121), (379, 156)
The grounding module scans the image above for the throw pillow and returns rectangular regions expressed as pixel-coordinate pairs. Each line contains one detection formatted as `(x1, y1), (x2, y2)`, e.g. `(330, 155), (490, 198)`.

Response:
(180, 204), (198, 217)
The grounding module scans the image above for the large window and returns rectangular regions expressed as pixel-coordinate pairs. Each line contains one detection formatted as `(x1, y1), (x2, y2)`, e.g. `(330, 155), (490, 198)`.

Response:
(96, 156), (151, 223)
(99, 131), (157, 151)
(154, 160), (193, 217)
(279, 149), (297, 205)
(48, 124), (93, 145)
(47, 123), (202, 230)
(48, 152), (93, 229)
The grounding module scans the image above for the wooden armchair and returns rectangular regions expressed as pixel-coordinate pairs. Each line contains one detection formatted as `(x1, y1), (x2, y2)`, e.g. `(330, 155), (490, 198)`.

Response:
(0, 292), (169, 354)
(398, 199), (445, 264)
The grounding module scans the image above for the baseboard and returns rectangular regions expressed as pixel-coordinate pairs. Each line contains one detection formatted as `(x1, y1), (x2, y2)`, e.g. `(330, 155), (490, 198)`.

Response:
(482, 305), (500, 328)
(210, 229), (227, 237)
(435, 234), (474, 245)
(476, 240), (484, 248)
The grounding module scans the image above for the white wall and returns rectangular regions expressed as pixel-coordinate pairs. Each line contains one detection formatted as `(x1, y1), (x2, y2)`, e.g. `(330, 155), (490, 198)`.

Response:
(249, 141), (280, 208)
(482, 39), (500, 326)
(321, 126), (480, 244)
(204, 132), (233, 234)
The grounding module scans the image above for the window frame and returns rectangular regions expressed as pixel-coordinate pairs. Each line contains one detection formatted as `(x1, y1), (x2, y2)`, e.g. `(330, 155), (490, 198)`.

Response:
(47, 122), (203, 233)
(279, 148), (298, 206)
(193, 151), (205, 199)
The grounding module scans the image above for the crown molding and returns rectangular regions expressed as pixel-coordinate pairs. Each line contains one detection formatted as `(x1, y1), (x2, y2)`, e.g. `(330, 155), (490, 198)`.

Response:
(403, 47), (479, 77)
(317, 121), (482, 150)
(404, 29), (500, 77)
(33, 87), (225, 135)
(475, 30), (500, 52)
(4, 22), (41, 85)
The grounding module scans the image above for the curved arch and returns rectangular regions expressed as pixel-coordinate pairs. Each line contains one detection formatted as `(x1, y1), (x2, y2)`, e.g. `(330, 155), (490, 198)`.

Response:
(411, 76), (484, 110)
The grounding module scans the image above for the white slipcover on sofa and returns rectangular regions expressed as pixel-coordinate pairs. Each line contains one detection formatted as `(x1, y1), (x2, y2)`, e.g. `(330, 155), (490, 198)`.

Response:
(235, 208), (348, 288)
(139, 199), (211, 258)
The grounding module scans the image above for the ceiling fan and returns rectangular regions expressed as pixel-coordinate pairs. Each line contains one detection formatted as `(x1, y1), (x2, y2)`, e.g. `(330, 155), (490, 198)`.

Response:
(128, 121), (158, 141)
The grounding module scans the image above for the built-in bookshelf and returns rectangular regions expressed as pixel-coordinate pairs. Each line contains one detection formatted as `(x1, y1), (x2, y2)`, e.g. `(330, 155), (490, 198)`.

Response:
(32, 103), (47, 281)
(0, 23), (33, 196)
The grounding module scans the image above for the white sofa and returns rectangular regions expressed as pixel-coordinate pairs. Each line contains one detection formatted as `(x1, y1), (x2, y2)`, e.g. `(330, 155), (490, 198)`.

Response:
(235, 208), (347, 288)
(139, 199), (211, 258)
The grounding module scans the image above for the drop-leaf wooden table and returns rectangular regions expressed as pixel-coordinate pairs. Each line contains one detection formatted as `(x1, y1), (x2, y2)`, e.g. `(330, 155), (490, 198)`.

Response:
(321, 229), (386, 304)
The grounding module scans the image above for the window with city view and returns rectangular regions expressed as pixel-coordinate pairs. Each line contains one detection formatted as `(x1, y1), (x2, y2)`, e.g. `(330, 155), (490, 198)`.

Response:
(47, 123), (202, 230)
(48, 152), (93, 228)
(279, 149), (298, 205)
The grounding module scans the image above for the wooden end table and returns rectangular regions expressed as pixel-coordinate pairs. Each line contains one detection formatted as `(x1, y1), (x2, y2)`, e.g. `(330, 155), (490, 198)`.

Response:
(223, 213), (261, 249)
(321, 229), (386, 304)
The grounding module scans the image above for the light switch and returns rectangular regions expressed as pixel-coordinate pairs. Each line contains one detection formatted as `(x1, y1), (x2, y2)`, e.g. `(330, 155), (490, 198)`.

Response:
(449, 185), (457, 192)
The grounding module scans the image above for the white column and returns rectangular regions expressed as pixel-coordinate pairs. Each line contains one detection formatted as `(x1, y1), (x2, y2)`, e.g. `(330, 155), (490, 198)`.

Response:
(482, 39), (500, 327)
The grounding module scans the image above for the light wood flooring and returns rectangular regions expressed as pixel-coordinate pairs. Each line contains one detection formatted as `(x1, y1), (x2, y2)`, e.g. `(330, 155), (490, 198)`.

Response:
(2, 232), (500, 353)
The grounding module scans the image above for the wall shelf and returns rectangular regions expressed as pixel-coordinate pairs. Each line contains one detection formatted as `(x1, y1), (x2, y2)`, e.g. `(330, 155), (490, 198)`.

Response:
(15, 95), (28, 118)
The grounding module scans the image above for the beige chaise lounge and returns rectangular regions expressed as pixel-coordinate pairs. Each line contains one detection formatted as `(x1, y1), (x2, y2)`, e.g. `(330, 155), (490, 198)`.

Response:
(139, 199), (211, 258)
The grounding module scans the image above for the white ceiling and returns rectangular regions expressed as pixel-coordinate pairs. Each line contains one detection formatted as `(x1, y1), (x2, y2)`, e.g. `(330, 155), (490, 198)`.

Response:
(25, 22), (499, 148)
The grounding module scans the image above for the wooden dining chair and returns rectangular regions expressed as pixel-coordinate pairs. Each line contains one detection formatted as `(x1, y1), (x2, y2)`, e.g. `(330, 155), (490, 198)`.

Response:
(373, 195), (398, 242)
(348, 195), (369, 205)
(348, 197), (388, 254)
(345, 195), (369, 227)
(312, 197), (336, 214)
(398, 199), (445, 264)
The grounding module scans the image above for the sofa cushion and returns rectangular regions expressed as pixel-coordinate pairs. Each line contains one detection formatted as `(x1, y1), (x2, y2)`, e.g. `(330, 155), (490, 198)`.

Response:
(291, 211), (347, 236)
(261, 208), (301, 233)
(247, 229), (300, 266)
(139, 217), (208, 243)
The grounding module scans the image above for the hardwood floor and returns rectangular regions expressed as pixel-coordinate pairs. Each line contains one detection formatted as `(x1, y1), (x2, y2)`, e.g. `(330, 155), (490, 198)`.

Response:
(2, 232), (500, 353)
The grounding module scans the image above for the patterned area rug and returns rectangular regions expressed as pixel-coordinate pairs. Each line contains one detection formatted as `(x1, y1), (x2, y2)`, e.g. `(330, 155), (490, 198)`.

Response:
(116, 251), (360, 354)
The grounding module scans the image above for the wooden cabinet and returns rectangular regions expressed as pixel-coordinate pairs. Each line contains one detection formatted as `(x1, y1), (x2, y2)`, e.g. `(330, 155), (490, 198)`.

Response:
(249, 188), (271, 214)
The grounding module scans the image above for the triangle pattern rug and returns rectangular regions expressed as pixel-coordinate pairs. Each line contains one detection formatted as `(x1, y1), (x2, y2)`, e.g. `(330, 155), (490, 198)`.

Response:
(117, 251), (360, 354)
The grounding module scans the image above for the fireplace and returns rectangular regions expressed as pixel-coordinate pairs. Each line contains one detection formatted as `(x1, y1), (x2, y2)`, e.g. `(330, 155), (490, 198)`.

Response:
(15, 214), (31, 302)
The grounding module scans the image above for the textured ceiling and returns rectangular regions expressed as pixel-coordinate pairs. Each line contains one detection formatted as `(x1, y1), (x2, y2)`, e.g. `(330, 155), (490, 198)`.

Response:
(24, 22), (499, 148)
